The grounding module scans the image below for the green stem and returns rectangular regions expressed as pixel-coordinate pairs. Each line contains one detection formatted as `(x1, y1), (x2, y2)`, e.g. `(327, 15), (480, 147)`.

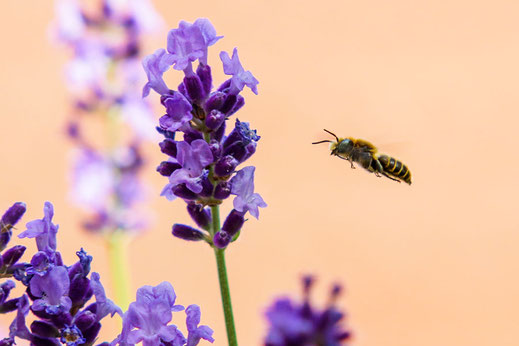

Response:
(106, 230), (132, 311)
(211, 205), (238, 346)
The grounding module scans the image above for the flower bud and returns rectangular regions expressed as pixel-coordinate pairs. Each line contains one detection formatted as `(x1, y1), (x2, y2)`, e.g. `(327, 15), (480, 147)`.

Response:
(0, 298), (19, 313)
(30, 320), (59, 338)
(0, 233), (11, 253)
(183, 129), (203, 144)
(222, 210), (245, 237)
(75, 311), (96, 331)
(204, 91), (226, 112)
(211, 120), (226, 142)
(1, 202), (26, 231)
(205, 110), (225, 130)
(214, 182), (231, 200)
(159, 139), (177, 157)
(213, 231), (230, 249)
(197, 63), (212, 95)
(208, 139), (221, 159)
(82, 322), (101, 344)
(183, 74), (206, 102)
(157, 161), (181, 177)
(1, 245), (25, 267)
(172, 185), (199, 200)
(228, 95), (245, 116)
(172, 224), (205, 241)
(69, 277), (91, 307)
(220, 94), (237, 114)
(198, 175), (214, 198)
(187, 203), (211, 229)
(217, 79), (231, 92)
(215, 155), (239, 177)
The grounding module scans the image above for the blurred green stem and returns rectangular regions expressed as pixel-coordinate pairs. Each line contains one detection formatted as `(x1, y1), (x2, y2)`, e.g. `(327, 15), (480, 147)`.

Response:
(106, 230), (131, 311)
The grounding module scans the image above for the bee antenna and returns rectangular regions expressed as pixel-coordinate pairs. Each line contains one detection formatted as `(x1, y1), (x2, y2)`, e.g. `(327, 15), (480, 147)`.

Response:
(323, 129), (339, 142)
(312, 140), (332, 145)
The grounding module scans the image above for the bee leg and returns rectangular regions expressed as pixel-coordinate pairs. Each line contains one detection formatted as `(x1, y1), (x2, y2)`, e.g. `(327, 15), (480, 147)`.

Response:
(381, 172), (401, 183)
(335, 155), (356, 169)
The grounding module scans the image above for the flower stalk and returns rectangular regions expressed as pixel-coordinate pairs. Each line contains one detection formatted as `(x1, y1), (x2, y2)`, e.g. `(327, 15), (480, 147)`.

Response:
(106, 230), (131, 311)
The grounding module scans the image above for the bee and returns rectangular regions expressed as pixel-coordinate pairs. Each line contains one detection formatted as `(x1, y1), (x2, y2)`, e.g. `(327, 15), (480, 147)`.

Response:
(312, 129), (412, 185)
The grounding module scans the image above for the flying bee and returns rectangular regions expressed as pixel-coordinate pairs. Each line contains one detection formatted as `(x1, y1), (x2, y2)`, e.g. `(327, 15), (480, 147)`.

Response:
(312, 129), (412, 185)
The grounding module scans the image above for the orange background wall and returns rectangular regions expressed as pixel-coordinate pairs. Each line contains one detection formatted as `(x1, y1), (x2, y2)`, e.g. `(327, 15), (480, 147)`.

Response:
(1, 1), (519, 345)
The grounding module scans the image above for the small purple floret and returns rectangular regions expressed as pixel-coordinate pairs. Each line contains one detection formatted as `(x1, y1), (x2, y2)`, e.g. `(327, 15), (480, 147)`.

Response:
(220, 48), (259, 95)
(19, 202), (58, 254)
(230, 167), (267, 219)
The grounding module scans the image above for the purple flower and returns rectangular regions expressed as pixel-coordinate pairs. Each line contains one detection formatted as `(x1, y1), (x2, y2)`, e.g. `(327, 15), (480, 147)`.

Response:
(159, 92), (193, 132)
(30, 266), (72, 315)
(161, 140), (213, 200)
(165, 19), (222, 72)
(142, 48), (172, 97)
(185, 305), (214, 346)
(8, 295), (31, 342)
(26, 251), (53, 277)
(230, 166), (267, 219)
(114, 282), (186, 346)
(90, 272), (122, 321)
(18, 202), (58, 254)
(60, 324), (86, 346)
(264, 276), (352, 346)
(220, 48), (259, 95)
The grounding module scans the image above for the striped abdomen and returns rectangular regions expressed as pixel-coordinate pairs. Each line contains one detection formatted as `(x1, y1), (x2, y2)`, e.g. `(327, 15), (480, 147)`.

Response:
(378, 154), (412, 184)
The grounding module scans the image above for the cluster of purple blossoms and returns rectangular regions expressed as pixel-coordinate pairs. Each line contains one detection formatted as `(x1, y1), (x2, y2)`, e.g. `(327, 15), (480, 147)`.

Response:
(143, 18), (267, 248)
(0, 202), (122, 345)
(53, 0), (163, 233)
(264, 276), (352, 346)
(0, 202), (214, 346)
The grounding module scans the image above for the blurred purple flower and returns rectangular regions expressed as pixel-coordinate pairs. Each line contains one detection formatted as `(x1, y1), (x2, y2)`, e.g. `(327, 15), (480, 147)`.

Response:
(70, 150), (113, 212)
(264, 276), (352, 346)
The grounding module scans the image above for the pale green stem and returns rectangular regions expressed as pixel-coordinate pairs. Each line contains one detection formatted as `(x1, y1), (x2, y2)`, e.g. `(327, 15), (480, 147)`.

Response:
(106, 230), (132, 311)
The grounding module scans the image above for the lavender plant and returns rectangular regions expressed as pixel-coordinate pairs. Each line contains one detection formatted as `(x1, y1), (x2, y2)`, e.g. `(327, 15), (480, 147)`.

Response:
(143, 19), (266, 344)
(264, 276), (352, 346)
(53, 0), (164, 309)
(0, 202), (214, 346)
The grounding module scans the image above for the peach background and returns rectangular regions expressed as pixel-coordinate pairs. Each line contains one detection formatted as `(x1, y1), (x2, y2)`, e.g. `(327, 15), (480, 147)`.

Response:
(1, 0), (519, 345)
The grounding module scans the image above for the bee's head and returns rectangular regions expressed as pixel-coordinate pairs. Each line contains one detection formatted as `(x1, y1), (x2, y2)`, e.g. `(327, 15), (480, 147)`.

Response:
(334, 139), (354, 156)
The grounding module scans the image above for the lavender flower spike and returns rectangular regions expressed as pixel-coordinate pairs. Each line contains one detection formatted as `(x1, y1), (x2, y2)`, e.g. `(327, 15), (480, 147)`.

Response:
(230, 166), (267, 219)
(142, 48), (172, 97)
(220, 48), (259, 95)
